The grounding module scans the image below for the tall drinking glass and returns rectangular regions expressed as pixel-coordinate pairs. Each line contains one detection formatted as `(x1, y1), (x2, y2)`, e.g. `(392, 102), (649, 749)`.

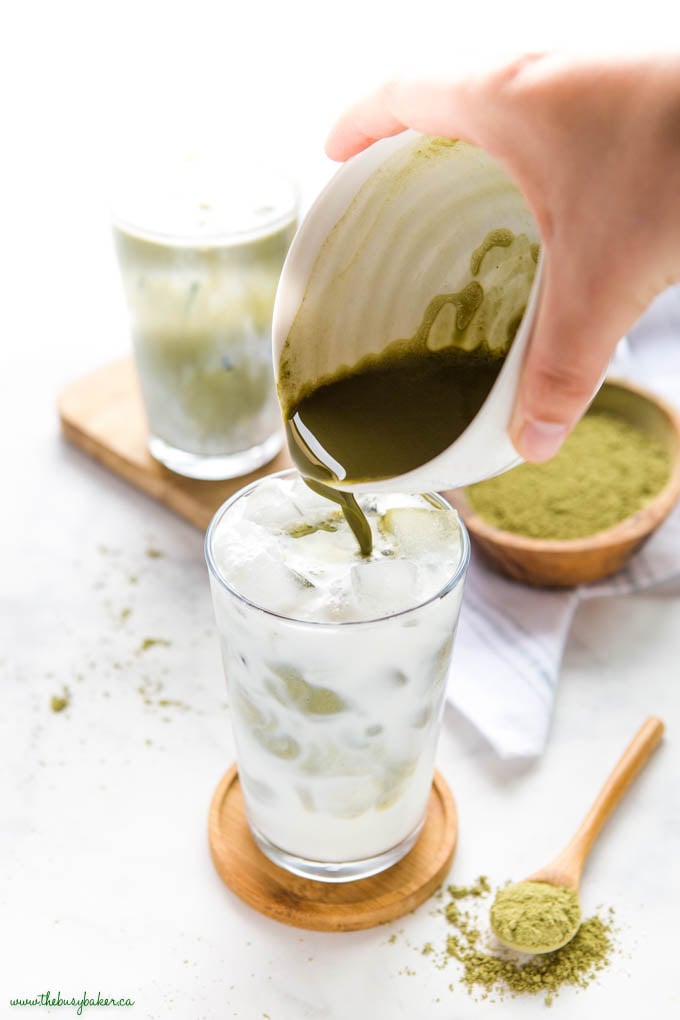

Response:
(205, 470), (470, 882)
(112, 155), (298, 479)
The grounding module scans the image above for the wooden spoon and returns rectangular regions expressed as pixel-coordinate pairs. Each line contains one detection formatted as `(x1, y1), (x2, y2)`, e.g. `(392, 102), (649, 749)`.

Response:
(491, 716), (665, 953)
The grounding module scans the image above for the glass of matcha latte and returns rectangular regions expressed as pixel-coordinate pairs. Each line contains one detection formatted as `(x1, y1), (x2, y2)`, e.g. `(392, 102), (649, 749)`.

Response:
(205, 470), (469, 882)
(112, 155), (298, 479)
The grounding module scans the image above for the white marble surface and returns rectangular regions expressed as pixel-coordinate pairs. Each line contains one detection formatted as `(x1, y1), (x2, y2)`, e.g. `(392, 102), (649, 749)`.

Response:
(3, 239), (680, 1020)
(3, 391), (680, 1019)
(3, 8), (680, 1017)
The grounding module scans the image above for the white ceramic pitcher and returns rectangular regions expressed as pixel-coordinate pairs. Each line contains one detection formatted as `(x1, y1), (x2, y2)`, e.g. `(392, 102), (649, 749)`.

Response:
(272, 131), (543, 493)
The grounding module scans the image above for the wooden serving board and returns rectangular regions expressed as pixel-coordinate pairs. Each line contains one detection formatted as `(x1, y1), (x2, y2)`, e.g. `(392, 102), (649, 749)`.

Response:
(208, 765), (458, 932)
(58, 358), (292, 530)
(61, 359), (460, 930)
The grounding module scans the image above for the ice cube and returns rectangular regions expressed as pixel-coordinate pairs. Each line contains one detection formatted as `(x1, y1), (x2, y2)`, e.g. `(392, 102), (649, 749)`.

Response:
(213, 521), (274, 577)
(288, 571), (353, 622)
(296, 786), (315, 812)
(293, 526), (357, 564)
(380, 507), (461, 559)
(255, 560), (316, 614)
(242, 478), (302, 530)
(313, 583), (363, 623)
(358, 495), (378, 514)
(213, 518), (278, 564)
(239, 770), (277, 804)
(266, 664), (346, 716)
(331, 783), (377, 819)
(351, 558), (418, 616)
(213, 515), (319, 609)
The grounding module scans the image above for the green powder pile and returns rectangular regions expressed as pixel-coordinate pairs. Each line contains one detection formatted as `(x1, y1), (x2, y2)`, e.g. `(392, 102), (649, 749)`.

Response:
(467, 410), (672, 539)
(449, 875), (491, 899)
(137, 637), (172, 654)
(489, 881), (581, 953)
(429, 877), (614, 1005)
(50, 687), (71, 713)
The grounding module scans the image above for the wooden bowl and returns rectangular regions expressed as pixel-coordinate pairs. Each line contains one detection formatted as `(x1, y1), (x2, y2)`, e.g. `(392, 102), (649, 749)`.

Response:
(446, 379), (680, 587)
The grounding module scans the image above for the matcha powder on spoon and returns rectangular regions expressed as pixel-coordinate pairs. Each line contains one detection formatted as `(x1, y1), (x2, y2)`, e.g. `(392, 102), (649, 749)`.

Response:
(489, 881), (582, 954)
(415, 878), (616, 1006)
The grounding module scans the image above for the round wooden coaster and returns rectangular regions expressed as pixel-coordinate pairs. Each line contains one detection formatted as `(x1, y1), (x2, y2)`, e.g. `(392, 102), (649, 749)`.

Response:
(208, 764), (457, 932)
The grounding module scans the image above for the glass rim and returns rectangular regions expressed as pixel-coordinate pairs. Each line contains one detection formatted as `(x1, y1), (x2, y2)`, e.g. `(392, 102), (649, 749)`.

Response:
(110, 162), (299, 248)
(204, 468), (471, 629)
(111, 199), (299, 249)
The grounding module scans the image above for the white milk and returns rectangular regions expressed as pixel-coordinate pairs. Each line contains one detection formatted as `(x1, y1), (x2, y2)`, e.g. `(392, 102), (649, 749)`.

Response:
(206, 472), (469, 878)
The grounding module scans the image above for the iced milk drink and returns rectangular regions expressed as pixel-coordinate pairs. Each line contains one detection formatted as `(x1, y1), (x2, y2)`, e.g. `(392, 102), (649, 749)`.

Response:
(205, 471), (469, 881)
(112, 157), (298, 480)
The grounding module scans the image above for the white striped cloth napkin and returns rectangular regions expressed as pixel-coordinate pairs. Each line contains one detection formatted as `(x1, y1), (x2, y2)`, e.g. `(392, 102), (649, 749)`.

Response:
(448, 286), (680, 758)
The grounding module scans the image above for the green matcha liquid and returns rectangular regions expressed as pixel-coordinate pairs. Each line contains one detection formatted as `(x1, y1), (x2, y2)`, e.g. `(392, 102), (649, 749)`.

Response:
(286, 347), (504, 556)
(287, 345), (504, 484)
(280, 228), (539, 556)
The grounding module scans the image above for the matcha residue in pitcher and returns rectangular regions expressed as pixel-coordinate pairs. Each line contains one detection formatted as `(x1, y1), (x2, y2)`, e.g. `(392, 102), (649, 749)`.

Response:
(280, 227), (538, 555)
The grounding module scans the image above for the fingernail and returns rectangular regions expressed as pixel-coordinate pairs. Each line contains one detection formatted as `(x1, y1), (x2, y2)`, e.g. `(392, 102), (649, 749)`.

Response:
(515, 419), (568, 462)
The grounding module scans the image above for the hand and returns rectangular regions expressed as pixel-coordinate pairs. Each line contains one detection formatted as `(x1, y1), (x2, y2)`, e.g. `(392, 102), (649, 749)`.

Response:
(325, 54), (680, 461)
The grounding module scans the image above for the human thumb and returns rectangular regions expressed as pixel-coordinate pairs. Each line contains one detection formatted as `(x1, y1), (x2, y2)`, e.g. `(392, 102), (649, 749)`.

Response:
(509, 257), (628, 462)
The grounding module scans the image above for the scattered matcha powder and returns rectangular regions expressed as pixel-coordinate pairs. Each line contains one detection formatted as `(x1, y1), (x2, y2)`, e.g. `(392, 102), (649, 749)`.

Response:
(137, 637), (172, 653)
(412, 877), (615, 1005)
(50, 687), (71, 713)
(158, 697), (190, 711)
(137, 676), (190, 714)
(287, 515), (341, 538)
(449, 875), (491, 899)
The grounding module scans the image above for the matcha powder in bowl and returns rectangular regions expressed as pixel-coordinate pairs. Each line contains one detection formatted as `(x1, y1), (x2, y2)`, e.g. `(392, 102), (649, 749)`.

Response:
(466, 409), (672, 541)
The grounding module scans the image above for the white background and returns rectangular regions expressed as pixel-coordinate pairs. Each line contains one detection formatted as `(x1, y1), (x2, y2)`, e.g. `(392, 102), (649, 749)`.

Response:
(2, 3), (680, 1019)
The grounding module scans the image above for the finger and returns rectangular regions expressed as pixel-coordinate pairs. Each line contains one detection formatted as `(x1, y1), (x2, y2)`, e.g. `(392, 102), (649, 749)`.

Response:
(509, 256), (626, 462)
(325, 78), (487, 162)
(324, 95), (406, 162)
